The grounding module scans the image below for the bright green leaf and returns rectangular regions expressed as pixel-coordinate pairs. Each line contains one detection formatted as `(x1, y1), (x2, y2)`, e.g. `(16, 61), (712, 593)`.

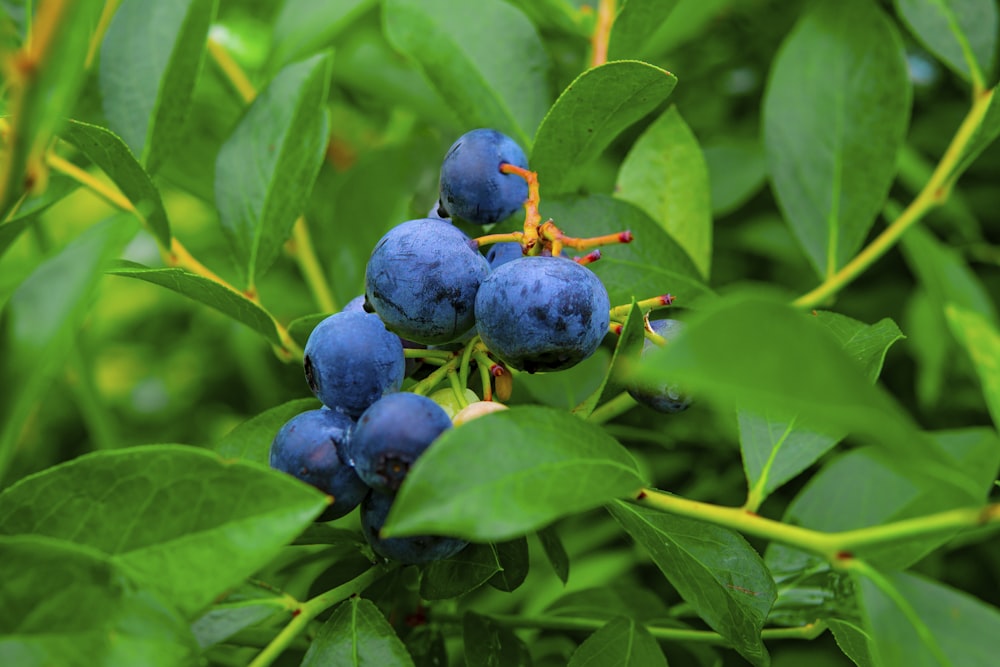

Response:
(384, 406), (646, 541)
(607, 0), (681, 61)
(61, 120), (172, 248)
(894, 0), (998, 85)
(609, 500), (776, 666)
(703, 139), (768, 216)
(828, 619), (875, 667)
(814, 312), (906, 383)
(191, 601), (284, 649)
(568, 616), (667, 667)
(270, 0), (373, 70)
(302, 597), (415, 667)
(532, 61), (677, 196)
(0, 535), (198, 667)
(214, 51), (333, 287)
(945, 303), (1000, 430)
(99, 0), (217, 174)
(0, 210), (40, 260)
(107, 261), (282, 345)
(382, 0), (550, 148)
(616, 105), (712, 278)
(763, 0), (911, 278)
(574, 302), (645, 418)
(0, 445), (329, 616)
(212, 397), (319, 464)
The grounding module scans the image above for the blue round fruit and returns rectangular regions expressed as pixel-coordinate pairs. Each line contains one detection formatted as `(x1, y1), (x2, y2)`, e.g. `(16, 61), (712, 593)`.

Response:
(349, 392), (453, 493)
(475, 256), (611, 373)
(303, 311), (405, 416)
(439, 129), (529, 225)
(360, 490), (468, 564)
(365, 219), (490, 345)
(269, 409), (369, 521)
(485, 241), (523, 269)
(627, 319), (692, 413)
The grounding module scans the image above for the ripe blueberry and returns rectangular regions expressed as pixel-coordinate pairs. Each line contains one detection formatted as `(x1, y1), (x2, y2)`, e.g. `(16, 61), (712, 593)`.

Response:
(485, 241), (524, 269)
(303, 311), (405, 416)
(439, 129), (529, 225)
(627, 319), (692, 413)
(360, 490), (467, 564)
(269, 409), (369, 521)
(365, 219), (490, 345)
(475, 256), (611, 373)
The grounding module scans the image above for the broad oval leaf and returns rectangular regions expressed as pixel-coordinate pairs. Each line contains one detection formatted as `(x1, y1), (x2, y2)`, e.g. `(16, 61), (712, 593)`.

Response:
(99, 0), (217, 174)
(616, 105), (712, 278)
(383, 406), (646, 541)
(568, 616), (667, 667)
(607, 0), (682, 61)
(61, 120), (172, 248)
(488, 536), (530, 592)
(382, 0), (550, 148)
(419, 541), (521, 600)
(763, 0), (911, 278)
(302, 597), (415, 667)
(0, 445), (329, 616)
(532, 61), (677, 196)
(214, 51), (333, 287)
(212, 397), (320, 464)
(945, 303), (1000, 431)
(703, 139), (768, 216)
(270, 0), (373, 71)
(107, 261), (282, 345)
(0, 534), (198, 667)
(894, 0), (998, 85)
(609, 500), (776, 667)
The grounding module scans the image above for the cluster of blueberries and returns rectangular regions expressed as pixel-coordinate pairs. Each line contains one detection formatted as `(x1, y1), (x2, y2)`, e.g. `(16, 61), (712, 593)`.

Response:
(270, 129), (688, 564)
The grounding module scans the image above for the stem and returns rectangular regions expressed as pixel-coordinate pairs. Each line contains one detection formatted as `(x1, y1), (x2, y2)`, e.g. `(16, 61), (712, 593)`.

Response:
(207, 37), (256, 104)
(448, 368), (470, 408)
(290, 218), (337, 313)
(589, 0), (616, 69)
(472, 350), (495, 402)
(793, 87), (997, 309)
(85, 0), (123, 69)
(587, 392), (637, 424)
(411, 356), (463, 396)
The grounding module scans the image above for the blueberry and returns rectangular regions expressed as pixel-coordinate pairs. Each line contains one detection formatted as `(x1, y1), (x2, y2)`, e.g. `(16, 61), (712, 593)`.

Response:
(485, 241), (523, 269)
(439, 129), (529, 225)
(627, 319), (692, 413)
(365, 219), (490, 345)
(475, 256), (611, 373)
(349, 392), (452, 493)
(343, 294), (424, 376)
(360, 490), (467, 564)
(269, 409), (369, 521)
(303, 311), (405, 416)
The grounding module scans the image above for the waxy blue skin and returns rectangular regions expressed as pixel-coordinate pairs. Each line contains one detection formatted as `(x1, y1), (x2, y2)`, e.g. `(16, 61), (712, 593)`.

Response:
(485, 241), (524, 269)
(439, 129), (529, 225)
(303, 311), (405, 417)
(343, 294), (424, 376)
(269, 409), (369, 521)
(475, 256), (611, 373)
(360, 489), (467, 564)
(348, 392), (453, 493)
(627, 319), (692, 413)
(365, 219), (490, 345)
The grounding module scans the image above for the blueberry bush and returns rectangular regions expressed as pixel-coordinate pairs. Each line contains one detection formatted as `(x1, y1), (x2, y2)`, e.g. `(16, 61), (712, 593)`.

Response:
(1, 0), (999, 665)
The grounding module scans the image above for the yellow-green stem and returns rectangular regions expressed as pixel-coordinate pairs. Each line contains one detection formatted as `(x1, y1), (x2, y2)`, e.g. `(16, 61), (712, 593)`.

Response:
(587, 392), (636, 424)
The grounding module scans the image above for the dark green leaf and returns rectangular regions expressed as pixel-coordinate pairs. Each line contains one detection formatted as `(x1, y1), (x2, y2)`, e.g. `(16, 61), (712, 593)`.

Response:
(542, 195), (713, 308)
(107, 261), (282, 345)
(0, 534), (198, 667)
(568, 616), (667, 667)
(270, 0), (374, 70)
(99, 0), (217, 174)
(763, 0), (911, 277)
(214, 51), (333, 286)
(0, 445), (329, 616)
(607, 0), (681, 61)
(615, 105), (711, 278)
(609, 500), (776, 666)
(703, 139), (768, 216)
(945, 303), (1000, 430)
(382, 0), (550, 148)
(894, 0), (998, 85)
(537, 525), (570, 584)
(420, 542), (504, 600)
(532, 61), (677, 196)
(488, 536), (530, 592)
(61, 120), (172, 248)
(855, 570), (1000, 667)
(813, 312), (906, 383)
(384, 406), (646, 541)
(302, 596), (415, 667)
(573, 303), (644, 419)
(545, 585), (671, 623)
(463, 612), (531, 667)
(212, 397), (319, 464)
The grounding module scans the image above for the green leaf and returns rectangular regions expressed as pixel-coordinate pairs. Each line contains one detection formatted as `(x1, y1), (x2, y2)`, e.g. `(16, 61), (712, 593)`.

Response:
(568, 616), (667, 667)
(827, 619), (875, 667)
(537, 525), (570, 584)
(270, 0), (373, 70)
(532, 61), (677, 196)
(420, 542), (505, 600)
(212, 397), (319, 464)
(573, 302), (645, 418)
(894, 0), (998, 85)
(855, 570), (1000, 667)
(384, 406), (645, 541)
(488, 536), (530, 592)
(703, 139), (768, 216)
(616, 105), (712, 278)
(813, 312), (906, 383)
(0, 535), (198, 667)
(99, 0), (217, 174)
(61, 120), (172, 248)
(191, 600), (284, 649)
(107, 261), (282, 345)
(945, 303), (1000, 430)
(763, 0), (911, 278)
(463, 612), (531, 667)
(0, 445), (329, 616)
(288, 313), (329, 348)
(382, 0), (550, 149)
(609, 500), (776, 666)
(0, 210), (41, 260)
(302, 597), (415, 667)
(546, 584), (671, 623)
(214, 51), (333, 286)
(607, 0), (681, 61)
(0, 216), (137, 483)
(541, 195), (713, 307)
